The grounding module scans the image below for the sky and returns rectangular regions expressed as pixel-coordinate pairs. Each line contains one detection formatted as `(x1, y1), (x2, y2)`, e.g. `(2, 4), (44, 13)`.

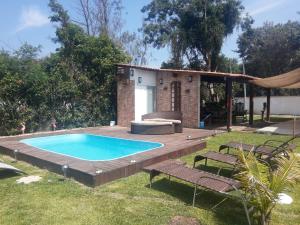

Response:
(0, 0), (299, 67)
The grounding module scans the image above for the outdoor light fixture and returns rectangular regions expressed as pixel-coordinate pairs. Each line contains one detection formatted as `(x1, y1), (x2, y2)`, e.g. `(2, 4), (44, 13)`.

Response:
(130, 69), (134, 77)
(130, 159), (137, 163)
(159, 78), (163, 84)
(188, 76), (193, 82)
(61, 164), (69, 179)
(138, 77), (142, 84)
(186, 135), (192, 140)
(96, 169), (103, 174)
(13, 149), (19, 162)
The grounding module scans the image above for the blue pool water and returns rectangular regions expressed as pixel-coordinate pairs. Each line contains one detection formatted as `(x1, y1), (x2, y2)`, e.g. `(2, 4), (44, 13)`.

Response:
(20, 134), (163, 161)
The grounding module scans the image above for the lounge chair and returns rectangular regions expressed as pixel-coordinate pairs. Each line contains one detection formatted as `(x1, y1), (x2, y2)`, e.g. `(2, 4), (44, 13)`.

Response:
(218, 138), (296, 156)
(193, 138), (296, 169)
(143, 160), (240, 207)
(0, 162), (25, 174)
(194, 151), (238, 168)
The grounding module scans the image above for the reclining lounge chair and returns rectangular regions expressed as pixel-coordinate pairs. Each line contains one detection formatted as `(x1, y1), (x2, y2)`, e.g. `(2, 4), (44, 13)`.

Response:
(0, 162), (25, 174)
(218, 138), (296, 156)
(193, 138), (296, 169)
(143, 160), (240, 207)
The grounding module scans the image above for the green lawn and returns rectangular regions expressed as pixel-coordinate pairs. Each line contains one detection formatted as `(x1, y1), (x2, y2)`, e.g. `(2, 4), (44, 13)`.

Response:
(1, 132), (300, 225)
(252, 114), (299, 124)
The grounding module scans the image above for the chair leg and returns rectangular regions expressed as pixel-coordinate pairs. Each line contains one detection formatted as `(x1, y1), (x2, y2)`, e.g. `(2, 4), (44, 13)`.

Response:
(193, 184), (198, 207)
(217, 167), (223, 175)
(149, 170), (160, 188)
(149, 173), (152, 188)
(211, 197), (228, 210)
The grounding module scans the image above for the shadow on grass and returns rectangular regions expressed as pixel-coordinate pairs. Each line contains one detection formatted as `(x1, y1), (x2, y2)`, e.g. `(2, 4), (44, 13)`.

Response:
(147, 175), (249, 224)
(193, 164), (235, 178)
(0, 170), (22, 179)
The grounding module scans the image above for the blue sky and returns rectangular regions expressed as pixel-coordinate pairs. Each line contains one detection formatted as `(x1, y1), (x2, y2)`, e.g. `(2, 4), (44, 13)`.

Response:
(0, 0), (299, 67)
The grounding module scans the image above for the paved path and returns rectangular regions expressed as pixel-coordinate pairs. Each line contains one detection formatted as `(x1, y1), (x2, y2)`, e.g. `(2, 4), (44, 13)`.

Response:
(256, 119), (300, 136)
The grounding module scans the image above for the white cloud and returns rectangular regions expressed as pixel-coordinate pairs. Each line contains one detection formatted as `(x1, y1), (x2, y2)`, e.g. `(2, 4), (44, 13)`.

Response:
(16, 6), (49, 32)
(248, 0), (286, 16)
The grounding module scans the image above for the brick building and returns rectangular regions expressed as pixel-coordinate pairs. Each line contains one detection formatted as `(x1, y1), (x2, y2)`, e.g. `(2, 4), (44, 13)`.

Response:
(116, 64), (257, 130)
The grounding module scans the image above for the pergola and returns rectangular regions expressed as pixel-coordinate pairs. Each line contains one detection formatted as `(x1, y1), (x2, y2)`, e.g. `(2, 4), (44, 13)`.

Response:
(249, 68), (300, 124)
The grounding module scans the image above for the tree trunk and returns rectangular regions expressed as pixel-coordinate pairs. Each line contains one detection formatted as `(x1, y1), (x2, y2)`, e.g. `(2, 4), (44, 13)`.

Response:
(207, 54), (212, 71)
(260, 213), (271, 225)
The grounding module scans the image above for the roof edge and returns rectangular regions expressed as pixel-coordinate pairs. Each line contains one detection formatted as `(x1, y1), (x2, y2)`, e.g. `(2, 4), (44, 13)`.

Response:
(116, 63), (259, 80)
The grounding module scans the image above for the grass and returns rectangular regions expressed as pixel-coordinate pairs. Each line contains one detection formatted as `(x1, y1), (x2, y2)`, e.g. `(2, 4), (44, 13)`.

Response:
(252, 114), (299, 124)
(0, 132), (300, 225)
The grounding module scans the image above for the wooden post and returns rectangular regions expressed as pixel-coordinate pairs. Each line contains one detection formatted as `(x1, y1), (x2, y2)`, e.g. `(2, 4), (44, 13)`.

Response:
(226, 78), (233, 132)
(249, 84), (254, 125)
(293, 115), (296, 138)
(266, 89), (271, 122)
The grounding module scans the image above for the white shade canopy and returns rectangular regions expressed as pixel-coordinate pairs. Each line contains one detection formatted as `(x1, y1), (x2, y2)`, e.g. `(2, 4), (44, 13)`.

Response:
(250, 68), (300, 89)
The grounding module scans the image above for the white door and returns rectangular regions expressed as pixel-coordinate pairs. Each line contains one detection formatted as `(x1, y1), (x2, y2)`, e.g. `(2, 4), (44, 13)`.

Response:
(135, 86), (156, 121)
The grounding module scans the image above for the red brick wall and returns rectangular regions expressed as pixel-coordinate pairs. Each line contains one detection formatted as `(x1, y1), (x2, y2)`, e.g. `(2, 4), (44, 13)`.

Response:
(117, 77), (135, 127)
(156, 72), (200, 128)
(156, 72), (172, 111)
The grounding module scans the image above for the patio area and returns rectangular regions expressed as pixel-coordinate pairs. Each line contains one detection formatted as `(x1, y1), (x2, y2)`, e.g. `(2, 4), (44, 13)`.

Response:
(0, 126), (215, 186)
(1, 131), (299, 225)
(256, 119), (300, 136)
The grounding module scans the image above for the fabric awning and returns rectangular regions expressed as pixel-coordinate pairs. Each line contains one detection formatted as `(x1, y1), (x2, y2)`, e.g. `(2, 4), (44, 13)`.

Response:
(250, 68), (300, 89)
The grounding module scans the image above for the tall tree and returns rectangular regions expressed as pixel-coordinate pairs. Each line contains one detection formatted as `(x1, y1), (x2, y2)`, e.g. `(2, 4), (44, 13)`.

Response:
(76, 0), (123, 38)
(142, 0), (243, 71)
(237, 18), (300, 78)
(237, 17), (300, 95)
(75, 0), (147, 65)
(48, 0), (129, 126)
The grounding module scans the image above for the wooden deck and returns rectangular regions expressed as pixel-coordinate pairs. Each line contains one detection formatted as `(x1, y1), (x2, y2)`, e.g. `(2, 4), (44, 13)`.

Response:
(0, 126), (215, 187)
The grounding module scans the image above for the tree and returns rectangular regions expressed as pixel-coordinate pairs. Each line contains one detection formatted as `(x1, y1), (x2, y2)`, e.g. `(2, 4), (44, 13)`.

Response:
(237, 18), (300, 96)
(0, 43), (48, 135)
(75, 0), (147, 65)
(48, 0), (129, 126)
(142, 0), (244, 71)
(237, 18), (300, 78)
(76, 0), (123, 38)
(0, 1), (129, 135)
(236, 151), (300, 225)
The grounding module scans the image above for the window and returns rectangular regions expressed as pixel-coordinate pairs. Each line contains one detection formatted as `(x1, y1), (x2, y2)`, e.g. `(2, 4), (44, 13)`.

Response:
(171, 81), (181, 111)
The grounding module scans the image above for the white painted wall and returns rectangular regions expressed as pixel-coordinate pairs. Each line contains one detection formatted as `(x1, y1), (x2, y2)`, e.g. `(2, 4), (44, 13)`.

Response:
(132, 69), (157, 120)
(130, 68), (156, 86)
(236, 96), (300, 115)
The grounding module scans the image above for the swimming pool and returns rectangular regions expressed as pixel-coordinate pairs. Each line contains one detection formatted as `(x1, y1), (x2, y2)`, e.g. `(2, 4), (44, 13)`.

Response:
(20, 134), (163, 161)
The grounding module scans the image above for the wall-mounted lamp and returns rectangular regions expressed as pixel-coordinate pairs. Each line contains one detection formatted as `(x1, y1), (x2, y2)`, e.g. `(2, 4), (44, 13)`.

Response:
(188, 76), (193, 82)
(130, 69), (134, 77)
(138, 77), (142, 84)
(159, 78), (163, 85)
